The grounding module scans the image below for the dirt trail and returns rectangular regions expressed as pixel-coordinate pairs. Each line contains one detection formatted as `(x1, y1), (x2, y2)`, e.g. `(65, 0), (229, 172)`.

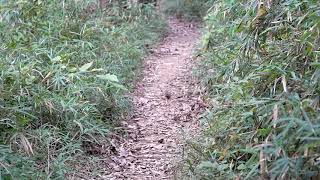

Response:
(104, 18), (203, 179)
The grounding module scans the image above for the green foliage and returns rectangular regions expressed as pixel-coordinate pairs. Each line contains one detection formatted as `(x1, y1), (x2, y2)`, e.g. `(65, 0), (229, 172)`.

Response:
(187, 0), (320, 179)
(163, 0), (213, 20)
(0, 0), (165, 178)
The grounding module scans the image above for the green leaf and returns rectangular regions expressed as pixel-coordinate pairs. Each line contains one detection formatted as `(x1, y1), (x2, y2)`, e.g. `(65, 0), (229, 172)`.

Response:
(97, 74), (119, 82)
(257, 128), (272, 137)
(25, 75), (36, 85)
(197, 161), (216, 169)
(237, 164), (246, 170)
(110, 82), (128, 91)
(90, 68), (104, 72)
(51, 56), (62, 63)
(217, 164), (229, 171)
(79, 62), (93, 72)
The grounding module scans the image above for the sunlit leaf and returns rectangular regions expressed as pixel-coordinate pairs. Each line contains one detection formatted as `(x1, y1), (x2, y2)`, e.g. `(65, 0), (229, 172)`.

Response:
(79, 62), (93, 72)
(97, 74), (119, 82)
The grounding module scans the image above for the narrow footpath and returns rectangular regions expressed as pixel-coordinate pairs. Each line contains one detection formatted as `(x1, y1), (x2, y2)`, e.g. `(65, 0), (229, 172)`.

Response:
(104, 17), (203, 179)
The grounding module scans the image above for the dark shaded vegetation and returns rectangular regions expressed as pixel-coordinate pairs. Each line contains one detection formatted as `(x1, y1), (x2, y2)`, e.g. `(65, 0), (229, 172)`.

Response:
(0, 0), (165, 178)
(163, 0), (212, 20)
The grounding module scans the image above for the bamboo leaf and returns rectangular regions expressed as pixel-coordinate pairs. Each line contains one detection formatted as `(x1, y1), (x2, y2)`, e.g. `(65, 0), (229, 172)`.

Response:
(79, 62), (93, 72)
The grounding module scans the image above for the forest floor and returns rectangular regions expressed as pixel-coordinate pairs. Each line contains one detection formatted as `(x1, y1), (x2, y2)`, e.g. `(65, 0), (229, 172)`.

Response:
(103, 17), (204, 179)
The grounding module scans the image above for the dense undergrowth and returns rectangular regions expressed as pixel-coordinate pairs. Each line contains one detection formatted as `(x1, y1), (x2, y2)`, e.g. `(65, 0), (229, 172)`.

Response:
(163, 0), (213, 20)
(0, 0), (165, 178)
(167, 0), (320, 179)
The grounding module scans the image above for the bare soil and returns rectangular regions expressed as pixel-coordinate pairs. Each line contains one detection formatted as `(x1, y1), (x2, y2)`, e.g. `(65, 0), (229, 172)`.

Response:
(103, 17), (203, 179)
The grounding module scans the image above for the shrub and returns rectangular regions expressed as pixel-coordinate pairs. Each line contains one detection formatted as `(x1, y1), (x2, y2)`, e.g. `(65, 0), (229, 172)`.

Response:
(186, 0), (320, 179)
(0, 0), (165, 178)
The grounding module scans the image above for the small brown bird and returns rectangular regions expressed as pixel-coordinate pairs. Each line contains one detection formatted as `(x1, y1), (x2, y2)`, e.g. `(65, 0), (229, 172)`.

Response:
(164, 91), (171, 99)
(158, 138), (164, 144)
